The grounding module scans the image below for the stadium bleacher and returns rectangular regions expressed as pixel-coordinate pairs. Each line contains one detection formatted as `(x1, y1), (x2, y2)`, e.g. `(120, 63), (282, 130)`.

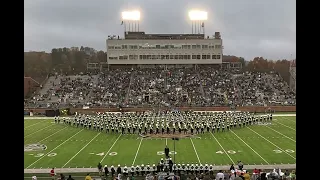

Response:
(25, 67), (295, 109)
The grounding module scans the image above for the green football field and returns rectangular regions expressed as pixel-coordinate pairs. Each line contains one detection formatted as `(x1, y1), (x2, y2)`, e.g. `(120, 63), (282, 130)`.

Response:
(24, 116), (296, 169)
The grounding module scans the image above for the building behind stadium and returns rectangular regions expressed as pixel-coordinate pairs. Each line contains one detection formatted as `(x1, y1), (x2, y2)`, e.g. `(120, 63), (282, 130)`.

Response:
(88, 19), (241, 70)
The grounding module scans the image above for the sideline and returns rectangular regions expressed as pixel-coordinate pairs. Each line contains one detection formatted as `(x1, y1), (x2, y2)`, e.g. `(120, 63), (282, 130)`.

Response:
(24, 164), (296, 174)
(24, 114), (296, 120)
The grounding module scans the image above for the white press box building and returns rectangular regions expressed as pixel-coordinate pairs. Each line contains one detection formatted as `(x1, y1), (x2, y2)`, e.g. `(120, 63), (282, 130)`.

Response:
(106, 31), (223, 65)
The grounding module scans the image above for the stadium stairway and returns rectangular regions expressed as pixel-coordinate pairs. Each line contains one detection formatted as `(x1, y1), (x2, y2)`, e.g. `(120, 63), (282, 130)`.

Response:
(38, 76), (61, 96)
(196, 71), (206, 98)
(125, 72), (135, 103)
(85, 75), (99, 102)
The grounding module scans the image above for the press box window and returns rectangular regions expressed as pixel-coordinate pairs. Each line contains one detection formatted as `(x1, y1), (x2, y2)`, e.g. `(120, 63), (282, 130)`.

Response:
(202, 55), (207, 59)
(212, 55), (217, 59)
(192, 55), (197, 59)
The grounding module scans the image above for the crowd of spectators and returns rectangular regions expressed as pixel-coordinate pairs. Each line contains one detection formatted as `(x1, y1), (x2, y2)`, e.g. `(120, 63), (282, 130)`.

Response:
(25, 66), (296, 108)
(44, 166), (296, 180)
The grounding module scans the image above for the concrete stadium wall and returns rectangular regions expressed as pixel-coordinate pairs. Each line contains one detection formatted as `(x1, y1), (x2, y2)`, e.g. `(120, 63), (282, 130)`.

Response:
(25, 106), (296, 114)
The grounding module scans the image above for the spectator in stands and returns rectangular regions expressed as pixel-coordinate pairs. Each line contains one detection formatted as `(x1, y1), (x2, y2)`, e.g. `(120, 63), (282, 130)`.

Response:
(85, 173), (93, 180)
(32, 175), (37, 180)
(215, 170), (224, 180)
(223, 170), (230, 180)
(26, 68), (296, 108)
(230, 172), (241, 180)
(239, 172), (245, 180)
(58, 173), (65, 180)
(243, 171), (250, 180)
(117, 172), (122, 180)
(260, 170), (267, 180)
(284, 169), (289, 177)
(289, 170), (295, 179)
(67, 175), (74, 180)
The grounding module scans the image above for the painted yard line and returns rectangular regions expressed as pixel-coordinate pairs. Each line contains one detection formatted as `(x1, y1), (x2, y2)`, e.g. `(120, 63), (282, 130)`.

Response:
(166, 138), (167, 145)
(273, 121), (296, 131)
(132, 138), (143, 166)
(190, 138), (201, 164)
(230, 130), (269, 164)
(209, 132), (235, 164)
(24, 124), (55, 138)
(281, 116), (296, 122)
(24, 121), (44, 130)
(26, 129), (84, 169)
(264, 126), (296, 143)
(38, 127), (68, 143)
(62, 132), (102, 168)
(247, 127), (296, 160)
(100, 134), (122, 162)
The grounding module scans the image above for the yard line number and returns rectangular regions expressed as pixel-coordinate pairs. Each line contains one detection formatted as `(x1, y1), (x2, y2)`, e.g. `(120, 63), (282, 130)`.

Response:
(216, 150), (237, 154)
(33, 153), (57, 157)
(92, 152), (118, 156)
(273, 149), (295, 153)
(157, 151), (177, 155)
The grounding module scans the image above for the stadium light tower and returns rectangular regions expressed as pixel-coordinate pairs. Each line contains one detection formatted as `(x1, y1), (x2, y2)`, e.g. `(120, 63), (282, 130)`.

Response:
(188, 10), (208, 34)
(121, 10), (141, 33)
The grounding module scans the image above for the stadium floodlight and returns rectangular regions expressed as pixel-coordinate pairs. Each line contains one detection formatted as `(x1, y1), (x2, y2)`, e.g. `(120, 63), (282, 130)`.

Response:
(188, 10), (208, 21)
(188, 10), (207, 34)
(122, 11), (141, 21)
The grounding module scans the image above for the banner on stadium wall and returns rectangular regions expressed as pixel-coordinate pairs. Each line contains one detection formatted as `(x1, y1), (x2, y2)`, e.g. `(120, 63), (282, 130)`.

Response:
(59, 108), (70, 116)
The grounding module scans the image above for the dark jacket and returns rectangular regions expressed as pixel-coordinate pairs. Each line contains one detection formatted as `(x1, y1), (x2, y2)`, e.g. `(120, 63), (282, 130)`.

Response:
(165, 147), (169, 154)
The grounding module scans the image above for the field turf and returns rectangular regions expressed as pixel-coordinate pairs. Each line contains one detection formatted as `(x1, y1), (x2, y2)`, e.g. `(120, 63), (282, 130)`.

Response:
(24, 116), (296, 169)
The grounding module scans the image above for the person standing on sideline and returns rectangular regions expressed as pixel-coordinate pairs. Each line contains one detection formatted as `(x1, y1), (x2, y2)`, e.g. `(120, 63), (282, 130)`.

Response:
(50, 168), (55, 180)
(164, 145), (169, 158)
(98, 162), (103, 176)
(237, 161), (243, 171)
(104, 165), (109, 178)
(230, 164), (235, 171)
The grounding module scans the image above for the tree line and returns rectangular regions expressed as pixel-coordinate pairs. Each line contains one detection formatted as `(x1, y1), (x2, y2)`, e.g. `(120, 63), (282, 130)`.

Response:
(24, 47), (293, 83)
(24, 46), (106, 82)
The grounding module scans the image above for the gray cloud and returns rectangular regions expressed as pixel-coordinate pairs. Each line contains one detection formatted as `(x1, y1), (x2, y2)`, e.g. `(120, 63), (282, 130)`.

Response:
(25, 0), (296, 60)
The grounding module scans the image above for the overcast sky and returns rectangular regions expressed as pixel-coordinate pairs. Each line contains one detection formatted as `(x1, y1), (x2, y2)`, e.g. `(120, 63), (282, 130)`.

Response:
(25, 0), (296, 60)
